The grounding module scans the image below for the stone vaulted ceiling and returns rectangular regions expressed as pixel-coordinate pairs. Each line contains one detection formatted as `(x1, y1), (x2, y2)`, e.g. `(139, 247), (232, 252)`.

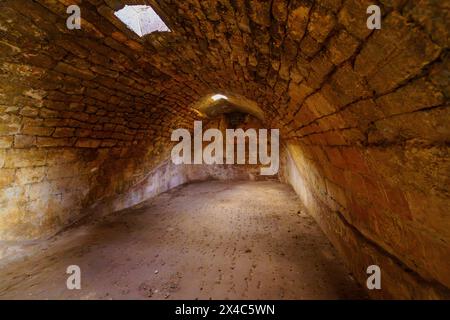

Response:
(0, 0), (449, 299)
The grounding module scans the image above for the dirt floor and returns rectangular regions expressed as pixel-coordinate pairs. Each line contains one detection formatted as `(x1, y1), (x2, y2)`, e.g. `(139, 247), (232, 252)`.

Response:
(0, 180), (367, 299)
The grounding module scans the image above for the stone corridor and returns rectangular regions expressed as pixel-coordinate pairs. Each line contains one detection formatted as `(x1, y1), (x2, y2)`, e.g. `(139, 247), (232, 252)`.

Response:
(0, 181), (367, 300)
(0, 0), (449, 299)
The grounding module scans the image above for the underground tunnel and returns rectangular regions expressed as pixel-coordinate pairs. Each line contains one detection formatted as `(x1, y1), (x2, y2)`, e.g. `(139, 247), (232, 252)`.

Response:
(0, 0), (449, 302)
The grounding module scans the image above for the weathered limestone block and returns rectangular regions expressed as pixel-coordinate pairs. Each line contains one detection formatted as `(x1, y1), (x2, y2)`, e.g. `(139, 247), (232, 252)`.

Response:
(15, 167), (46, 185)
(354, 12), (441, 94)
(305, 92), (338, 118)
(36, 137), (76, 147)
(403, 0), (450, 48)
(305, 51), (335, 89)
(75, 138), (102, 148)
(4, 149), (47, 168)
(287, 0), (312, 42)
(321, 63), (371, 108)
(307, 6), (336, 43)
(375, 78), (444, 116)
(326, 30), (359, 65)
(369, 107), (450, 144)
(0, 136), (13, 148)
(0, 169), (15, 189)
(338, 0), (373, 40)
(54, 62), (96, 80)
(19, 106), (39, 117)
(0, 114), (21, 135)
(53, 127), (75, 138)
(13, 135), (36, 148)
(0, 0), (447, 299)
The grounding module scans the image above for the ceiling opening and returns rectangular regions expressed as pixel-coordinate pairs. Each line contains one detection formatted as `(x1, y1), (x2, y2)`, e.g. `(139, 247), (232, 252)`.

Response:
(211, 94), (228, 101)
(114, 5), (171, 37)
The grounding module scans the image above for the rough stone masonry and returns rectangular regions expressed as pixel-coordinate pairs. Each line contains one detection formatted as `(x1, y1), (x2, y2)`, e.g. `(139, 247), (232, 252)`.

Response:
(0, 0), (449, 299)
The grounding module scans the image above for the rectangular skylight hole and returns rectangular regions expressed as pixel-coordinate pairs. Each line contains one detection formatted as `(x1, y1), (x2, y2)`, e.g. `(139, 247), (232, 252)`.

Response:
(114, 5), (171, 37)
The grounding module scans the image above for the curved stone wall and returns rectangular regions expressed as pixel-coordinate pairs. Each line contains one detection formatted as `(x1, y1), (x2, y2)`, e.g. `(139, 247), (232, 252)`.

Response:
(0, 0), (448, 298)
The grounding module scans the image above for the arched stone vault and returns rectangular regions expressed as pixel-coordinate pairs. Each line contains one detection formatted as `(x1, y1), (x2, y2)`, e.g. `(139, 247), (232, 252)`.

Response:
(193, 93), (265, 120)
(0, 0), (448, 299)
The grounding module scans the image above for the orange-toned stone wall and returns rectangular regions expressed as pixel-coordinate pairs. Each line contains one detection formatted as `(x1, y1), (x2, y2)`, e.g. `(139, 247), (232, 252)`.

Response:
(280, 143), (450, 299)
(0, 0), (448, 298)
(0, 0), (201, 240)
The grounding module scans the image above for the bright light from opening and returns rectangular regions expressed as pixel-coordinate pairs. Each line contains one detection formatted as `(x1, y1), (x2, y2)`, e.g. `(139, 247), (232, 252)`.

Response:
(211, 94), (228, 101)
(114, 5), (170, 37)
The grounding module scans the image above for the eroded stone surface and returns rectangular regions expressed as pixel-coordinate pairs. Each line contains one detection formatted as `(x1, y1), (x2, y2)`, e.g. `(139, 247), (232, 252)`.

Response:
(0, 0), (448, 299)
(0, 181), (367, 300)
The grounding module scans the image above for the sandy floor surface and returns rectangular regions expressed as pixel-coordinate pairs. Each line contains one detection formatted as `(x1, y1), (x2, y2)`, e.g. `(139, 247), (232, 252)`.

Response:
(0, 180), (367, 299)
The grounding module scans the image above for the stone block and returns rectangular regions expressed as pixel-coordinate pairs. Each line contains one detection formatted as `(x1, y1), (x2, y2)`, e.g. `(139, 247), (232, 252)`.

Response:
(4, 149), (46, 168)
(14, 135), (36, 148)
(0, 168), (15, 189)
(36, 137), (75, 147)
(75, 138), (102, 148)
(16, 167), (46, 185)
(0, 136), (14, 148)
